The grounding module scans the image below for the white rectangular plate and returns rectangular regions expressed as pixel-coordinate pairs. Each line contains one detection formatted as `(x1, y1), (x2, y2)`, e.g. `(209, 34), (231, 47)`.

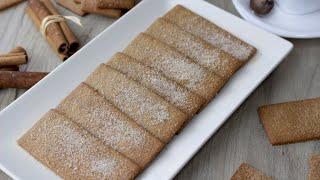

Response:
(0, 0), (293, 179)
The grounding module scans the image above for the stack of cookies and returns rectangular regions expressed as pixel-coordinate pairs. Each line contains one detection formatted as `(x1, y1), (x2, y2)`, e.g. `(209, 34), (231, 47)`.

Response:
(18, 5), (256, 179)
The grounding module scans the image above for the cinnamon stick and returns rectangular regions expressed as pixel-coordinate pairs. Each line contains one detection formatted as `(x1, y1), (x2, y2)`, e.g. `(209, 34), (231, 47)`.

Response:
(10, 46), (27, 54)
(8, 46), (28, 61)
(26, 6), (69, 60)
(2, 50), (28, 62)
(0, 0), (25, 11)
(81, 0), (122, 18)
(57, 0), (86, 16)
(28, 0), (68, 54)
(0, 66), (19, 71)
(96, 0), (135, 9)
(0, 54), (27, 67)
(0, 71), (48, 89)
(41, 0), (80, 54)
(0, 52), (25, 57)
(0, 46), (27, 70)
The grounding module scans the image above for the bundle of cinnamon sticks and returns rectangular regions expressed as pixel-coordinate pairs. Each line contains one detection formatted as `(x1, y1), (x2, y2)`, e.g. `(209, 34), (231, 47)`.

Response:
(57, 0), (135, 18)
(0, 47), (48, 89)
(26, 0), (80, 61)
(0, 0), (136, 89)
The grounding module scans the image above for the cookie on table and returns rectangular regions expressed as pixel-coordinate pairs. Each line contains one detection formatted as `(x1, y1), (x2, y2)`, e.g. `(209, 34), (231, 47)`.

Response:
(163, 5), (256, 61)
(258, 97), (320, 145)
(309, 154), (320, 180)
(106, 52), (205, 117)
(85, 64), (188, 143)
(123, 33), (224, 102)
(17, 110), (140, 180)
(145, 18), (242, 80)
(56, 83), (164, 168)
(231, 163), (272, 180)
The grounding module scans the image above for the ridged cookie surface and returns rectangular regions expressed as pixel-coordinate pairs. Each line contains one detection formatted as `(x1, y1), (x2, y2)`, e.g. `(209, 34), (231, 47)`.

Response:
(123, 33), (224, 101)
(163, 5), (256, 61)
(145, 18), (242, 80)
(107, 53), (205, 117)
(85, 65), (188, 143)
(56, 83), (164, 168)
(18, 110), (140, 180)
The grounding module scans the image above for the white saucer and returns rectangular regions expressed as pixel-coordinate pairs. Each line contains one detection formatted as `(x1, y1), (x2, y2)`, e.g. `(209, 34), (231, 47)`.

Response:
(232, 0), (320, 38)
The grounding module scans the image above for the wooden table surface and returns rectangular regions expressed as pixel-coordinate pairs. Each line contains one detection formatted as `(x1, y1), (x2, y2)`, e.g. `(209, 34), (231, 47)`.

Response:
(0, 0), (319, 180)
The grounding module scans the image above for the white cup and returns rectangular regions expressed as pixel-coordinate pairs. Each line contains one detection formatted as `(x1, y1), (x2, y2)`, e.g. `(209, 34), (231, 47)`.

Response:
(276, 0), (320, 15)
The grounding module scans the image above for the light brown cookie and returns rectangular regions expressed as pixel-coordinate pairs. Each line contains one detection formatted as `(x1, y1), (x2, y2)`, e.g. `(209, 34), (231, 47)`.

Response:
(145, 18), (242, 80)
(106, 53), (205, 117)
(85, 64), (188, 143)
(163, 5), (256, 61)
(123, 33), (225, 102)
(258, 97), (320, 145)
(309, 154), (320, 180)
(231, 163), (272, 180)
(56, 83), (164, 168)
(18, 110), (140, 180)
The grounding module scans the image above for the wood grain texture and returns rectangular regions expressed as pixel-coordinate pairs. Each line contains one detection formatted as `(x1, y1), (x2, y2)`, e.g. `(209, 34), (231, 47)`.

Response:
(0, 0), (319, 180)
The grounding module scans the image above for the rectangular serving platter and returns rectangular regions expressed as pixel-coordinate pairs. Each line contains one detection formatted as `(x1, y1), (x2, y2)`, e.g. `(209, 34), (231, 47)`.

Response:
(0, 0), (293, 179)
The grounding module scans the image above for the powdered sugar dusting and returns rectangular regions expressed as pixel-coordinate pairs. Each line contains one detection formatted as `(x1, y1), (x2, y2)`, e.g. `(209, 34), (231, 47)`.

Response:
(126, 36), (205, 90)
(90, 108), (145, 151)
(37, 116), (122, 178)
(90, 158), (118, 177)
(85, 66), (185, 141)
(54, 124), (87, 150)
(59, 85), (146, 153)
(108, 55), (202, 115)
(204, 28), (251, 61)
(181, 37), (220, 66)
(158, 56), (204, 89)
(169, 30), (233, 75)
(146, 19), (231, 72)
(164, 6), (256, 61)
(51, 124), (93, 175)
(146, 74), (187, 108)
(115, 84), (170, 125)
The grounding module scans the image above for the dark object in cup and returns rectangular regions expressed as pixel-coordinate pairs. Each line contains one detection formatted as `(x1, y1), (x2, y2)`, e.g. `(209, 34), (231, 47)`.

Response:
(250, 0), (274, 15)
